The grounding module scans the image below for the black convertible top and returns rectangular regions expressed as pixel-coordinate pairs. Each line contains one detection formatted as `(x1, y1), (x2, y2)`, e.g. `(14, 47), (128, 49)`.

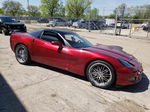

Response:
(45, 29), (74, 35)
(29, 29), (74, 38)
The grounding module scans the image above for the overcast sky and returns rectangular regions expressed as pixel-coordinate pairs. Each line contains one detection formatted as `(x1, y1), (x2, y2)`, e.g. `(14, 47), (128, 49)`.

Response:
(0, 0), (150, 15)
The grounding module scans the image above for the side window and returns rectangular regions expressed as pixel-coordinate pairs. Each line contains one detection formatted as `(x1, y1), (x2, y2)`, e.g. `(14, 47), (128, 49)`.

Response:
(41, 31), (59, 42)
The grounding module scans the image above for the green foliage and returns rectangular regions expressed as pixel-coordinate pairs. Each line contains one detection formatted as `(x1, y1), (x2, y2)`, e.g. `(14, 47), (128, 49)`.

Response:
(109, 4), (150, 19)
(132, 5), (150, 19)
(40, 0), (63, 17)
(0, 8), (4, 14)
(54, 1), (65, 17)
(2, 0), (24, 16)
(86, 8), (99, 19)
(66, 0), (91, 18)
(117, 3), (126, 17)
(28, 5), (40, 16)
(108, 13), (116, 18)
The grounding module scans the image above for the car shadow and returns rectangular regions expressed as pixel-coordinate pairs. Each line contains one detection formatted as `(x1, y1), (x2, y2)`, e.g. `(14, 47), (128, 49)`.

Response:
(28, 62), (149, 93)
(29, 62), (88, 82)
(0, 73), (27, 112)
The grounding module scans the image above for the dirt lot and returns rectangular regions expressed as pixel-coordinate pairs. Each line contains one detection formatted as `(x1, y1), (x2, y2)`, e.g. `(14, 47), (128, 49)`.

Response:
(0, 24), (150, 112)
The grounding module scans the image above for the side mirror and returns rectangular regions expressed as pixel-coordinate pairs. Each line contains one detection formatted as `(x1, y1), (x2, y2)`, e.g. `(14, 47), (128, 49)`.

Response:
(51, 41), (63, 48)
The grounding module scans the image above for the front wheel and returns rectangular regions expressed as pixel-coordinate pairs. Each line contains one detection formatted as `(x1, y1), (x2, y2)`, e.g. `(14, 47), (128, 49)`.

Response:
(15, 44), (31, 65)
(86, 60), (115, 89)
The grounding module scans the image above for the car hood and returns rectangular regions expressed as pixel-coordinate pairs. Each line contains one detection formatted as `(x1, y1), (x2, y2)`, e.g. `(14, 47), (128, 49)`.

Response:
(83, 44), (135, 61)
(4, 22), (24, 26)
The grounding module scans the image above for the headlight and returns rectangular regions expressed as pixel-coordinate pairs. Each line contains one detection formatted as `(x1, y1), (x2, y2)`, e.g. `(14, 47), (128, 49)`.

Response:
(118, 59), (134, 68)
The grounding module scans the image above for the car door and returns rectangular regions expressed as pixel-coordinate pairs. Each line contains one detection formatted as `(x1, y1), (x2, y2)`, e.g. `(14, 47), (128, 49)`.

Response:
(61, 46), (85, 75)
(31, 30), (69, 70)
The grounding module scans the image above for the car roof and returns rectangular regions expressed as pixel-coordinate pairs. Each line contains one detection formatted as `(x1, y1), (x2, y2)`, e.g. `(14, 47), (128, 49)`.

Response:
(0, 16), (14, 18)
(44, 29), (74, 35)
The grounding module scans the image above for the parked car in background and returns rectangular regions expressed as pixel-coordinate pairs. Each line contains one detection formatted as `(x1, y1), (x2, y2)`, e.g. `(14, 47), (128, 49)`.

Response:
(37, 18), (49, 23)
(0, 16), (26, 35)
(142, 22), (150, 31)
(72, 19), (87, 28)
(108, 23), (115, 28)
(105, 19), (115, 27)
(117, 21), (129, 29)
(66, 19), (78, 27)
(86, 19), (106, 30)
(48, 19), (66, 27)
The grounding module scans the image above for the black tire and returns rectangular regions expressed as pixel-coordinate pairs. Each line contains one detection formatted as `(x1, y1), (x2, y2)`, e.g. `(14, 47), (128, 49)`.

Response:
(86, 60), (115, 89)
(2, 27), (9, 35)
(15, 44), (31, 65)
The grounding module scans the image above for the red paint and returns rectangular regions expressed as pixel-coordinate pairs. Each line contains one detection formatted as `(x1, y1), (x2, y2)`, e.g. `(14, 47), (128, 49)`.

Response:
(10, 32), (143, 86)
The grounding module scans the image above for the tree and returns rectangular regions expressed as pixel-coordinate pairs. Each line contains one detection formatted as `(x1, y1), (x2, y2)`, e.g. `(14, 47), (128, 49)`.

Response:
(108, 3), (127, 19)
(144, 5), (150, 19)
(2, 0), (24, 16)
(66, 0), (91, 18)
(116, 3), (127, 17)
(40, 0), (61, 17)
(55, 1), (65, 17)
(0, 8), (4, 14)
(108, 4), (150, 20)
(107, 8), (117, 19)
(28, 5), (40, 16)
(89, 8), (99, 18)
(108, 13), (116, 18)
(132, 5), (150, 19)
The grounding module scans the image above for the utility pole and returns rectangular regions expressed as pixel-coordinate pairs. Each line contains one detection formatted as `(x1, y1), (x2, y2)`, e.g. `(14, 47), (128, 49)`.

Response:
(27, 0), (29, 15)
(27, 0), (29, 10)
(118, 4), (125, 35)
(114, 8), (118, 35)
(27, 0), (29, 20)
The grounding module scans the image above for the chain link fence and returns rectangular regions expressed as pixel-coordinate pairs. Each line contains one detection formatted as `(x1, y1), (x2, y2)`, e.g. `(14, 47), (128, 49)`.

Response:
(15, 16), (150, 38)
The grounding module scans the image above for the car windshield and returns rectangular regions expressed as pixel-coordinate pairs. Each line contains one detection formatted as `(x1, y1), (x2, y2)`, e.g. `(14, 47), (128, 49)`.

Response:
(1, 17), (16, 22)
(63, 33), (93, 48)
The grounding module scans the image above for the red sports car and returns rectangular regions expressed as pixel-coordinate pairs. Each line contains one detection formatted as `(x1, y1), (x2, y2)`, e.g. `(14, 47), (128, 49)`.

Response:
(10, 29), (143, 88)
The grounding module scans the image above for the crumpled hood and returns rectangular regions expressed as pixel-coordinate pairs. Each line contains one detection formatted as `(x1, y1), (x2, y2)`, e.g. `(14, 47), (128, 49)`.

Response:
(83, 44), (135, 61)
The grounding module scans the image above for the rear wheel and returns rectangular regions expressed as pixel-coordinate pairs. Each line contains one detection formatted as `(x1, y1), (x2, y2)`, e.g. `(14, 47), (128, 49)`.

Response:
(15, 44), (31, 65)
(86, 60), (115, 89)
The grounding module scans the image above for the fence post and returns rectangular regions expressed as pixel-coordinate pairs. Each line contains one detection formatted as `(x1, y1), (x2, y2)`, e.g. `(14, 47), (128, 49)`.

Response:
(88, 19), (91, 32)
(114, 9), (118, 35)
(129, 20), (132, 38)
(147, 30), (149, 38)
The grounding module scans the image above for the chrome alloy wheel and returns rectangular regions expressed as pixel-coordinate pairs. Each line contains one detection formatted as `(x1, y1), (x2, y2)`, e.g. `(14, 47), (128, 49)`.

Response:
(16, 45), (28, 63)
(88, 62), (113, 87)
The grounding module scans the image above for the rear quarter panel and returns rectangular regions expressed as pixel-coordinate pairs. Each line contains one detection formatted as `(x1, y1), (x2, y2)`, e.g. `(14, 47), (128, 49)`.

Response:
(10, 33), (33, 53)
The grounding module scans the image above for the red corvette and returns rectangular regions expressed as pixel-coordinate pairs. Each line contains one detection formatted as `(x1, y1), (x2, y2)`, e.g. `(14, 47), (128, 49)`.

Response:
(10, 29), (143, 88)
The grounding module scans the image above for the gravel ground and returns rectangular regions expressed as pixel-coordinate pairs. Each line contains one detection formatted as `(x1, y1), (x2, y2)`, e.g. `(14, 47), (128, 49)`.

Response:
(0, 24), (150, 112)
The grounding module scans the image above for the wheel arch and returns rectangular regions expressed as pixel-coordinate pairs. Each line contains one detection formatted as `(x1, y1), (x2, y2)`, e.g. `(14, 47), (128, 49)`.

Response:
(14, 42), (27, 51)
(84, 58), (117, 84)
(14, 42), (31, 56)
